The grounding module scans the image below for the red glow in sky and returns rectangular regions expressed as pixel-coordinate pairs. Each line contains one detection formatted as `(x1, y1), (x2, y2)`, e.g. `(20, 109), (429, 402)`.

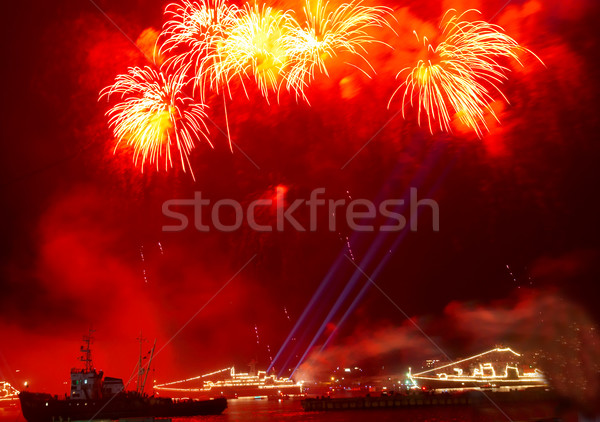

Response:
(1, 0), (599, 413)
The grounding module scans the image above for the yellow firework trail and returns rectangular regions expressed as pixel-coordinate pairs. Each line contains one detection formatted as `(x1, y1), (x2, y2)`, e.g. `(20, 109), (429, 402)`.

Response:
(160, 0), (242, 99)
(389, 9), (541, 137)
(283, 0), (392, 102)
(100, 66), (211, 177)
(200, 3), (296, 102)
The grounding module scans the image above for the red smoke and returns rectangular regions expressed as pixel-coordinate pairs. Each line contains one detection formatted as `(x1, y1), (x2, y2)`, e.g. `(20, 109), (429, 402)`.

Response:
(297, 288), (600, 412)
(444, 289), (600, 413)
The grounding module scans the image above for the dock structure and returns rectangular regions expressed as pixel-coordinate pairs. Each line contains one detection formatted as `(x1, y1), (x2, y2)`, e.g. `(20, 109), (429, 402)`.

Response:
(302, 394), (474, 411)
(302, 388), (556, 412)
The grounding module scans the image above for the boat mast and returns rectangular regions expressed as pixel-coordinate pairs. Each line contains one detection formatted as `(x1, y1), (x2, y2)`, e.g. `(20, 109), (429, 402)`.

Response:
(141, 339), (157, 394)
(80, 328), (95, 372)
(136, 331), (146, 393)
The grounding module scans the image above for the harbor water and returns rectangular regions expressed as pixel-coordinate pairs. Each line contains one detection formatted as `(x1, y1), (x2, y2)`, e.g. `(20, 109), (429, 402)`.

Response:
(0, 396), (583, 422)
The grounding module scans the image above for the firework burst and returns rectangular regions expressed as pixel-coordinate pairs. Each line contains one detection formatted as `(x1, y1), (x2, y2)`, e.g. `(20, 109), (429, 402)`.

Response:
(282, 0), (392, 102)
(160, 0), (242, 99)
(202, 3), (297, 102)
(100, 66), (211, 177)
(389, 9), (541, 137)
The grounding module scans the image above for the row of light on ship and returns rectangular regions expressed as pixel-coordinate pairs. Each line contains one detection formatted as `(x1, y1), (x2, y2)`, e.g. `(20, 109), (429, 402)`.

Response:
(153, 367), (232, 387)
(409, 347), (547, 387)
(0, 381), (21, 402)
(1, 369), (32, 402)
(153, 366), (301, 393)
(328, 349), (542, 390)
(412, 347), (522, 377)
(418, 365), (545, 382)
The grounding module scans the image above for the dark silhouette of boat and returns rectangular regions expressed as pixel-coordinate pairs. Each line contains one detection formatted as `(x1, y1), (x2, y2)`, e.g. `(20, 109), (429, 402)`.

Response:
(19, 391), (226, 422)
(19, 331), (226, 422)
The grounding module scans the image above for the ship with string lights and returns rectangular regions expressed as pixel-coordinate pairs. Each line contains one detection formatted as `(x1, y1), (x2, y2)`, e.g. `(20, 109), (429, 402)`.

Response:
(408, 347), (547, 390)
(1, 381), (20, 413)
(302, 348), (553, 413)
(18, 331), (227, 422)
(154, 362), (303, 399)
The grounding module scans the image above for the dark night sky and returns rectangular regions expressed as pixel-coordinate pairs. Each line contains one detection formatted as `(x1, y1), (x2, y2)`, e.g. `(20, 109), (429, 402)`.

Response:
(1, 0), (599, 401)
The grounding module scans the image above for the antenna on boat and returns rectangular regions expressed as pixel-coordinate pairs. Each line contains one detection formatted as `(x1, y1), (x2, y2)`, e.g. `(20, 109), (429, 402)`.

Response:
(136, 332), (157, 395)
(136, 331), (147, 394)
(80, 328), (95, 372)
(141, 339), (157, 395)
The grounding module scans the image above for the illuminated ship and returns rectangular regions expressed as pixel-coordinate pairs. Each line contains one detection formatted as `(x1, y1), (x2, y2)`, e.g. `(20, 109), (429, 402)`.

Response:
(19, 331), (227, 422)
(154, 362), (303, 399)
(1, 381), (20, 411)
(409, 347), (547, 390)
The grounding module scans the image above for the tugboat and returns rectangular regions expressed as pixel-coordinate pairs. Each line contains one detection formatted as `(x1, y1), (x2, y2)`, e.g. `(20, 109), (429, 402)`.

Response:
(19, 331), (227, 422)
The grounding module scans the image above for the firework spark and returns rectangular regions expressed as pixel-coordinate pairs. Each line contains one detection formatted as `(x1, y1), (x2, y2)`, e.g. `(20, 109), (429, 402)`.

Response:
(202, 3), (297, 102)
(389, 9), (541, 137)
(160, 0), (242, 99)
(283, 0), (392, 101)
(100, 66), (211, 177)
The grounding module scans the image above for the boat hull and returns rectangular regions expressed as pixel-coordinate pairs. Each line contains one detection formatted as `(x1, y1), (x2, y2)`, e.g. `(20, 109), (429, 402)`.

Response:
(19, 392), (227, 422)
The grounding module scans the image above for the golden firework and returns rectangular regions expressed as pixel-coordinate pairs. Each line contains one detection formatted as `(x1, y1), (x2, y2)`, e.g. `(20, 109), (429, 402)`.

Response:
(283, 0), (392, 102)
(389, 9), (541, 137)
(160, 0), (242, 99)
(100, 66), (211, 177)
